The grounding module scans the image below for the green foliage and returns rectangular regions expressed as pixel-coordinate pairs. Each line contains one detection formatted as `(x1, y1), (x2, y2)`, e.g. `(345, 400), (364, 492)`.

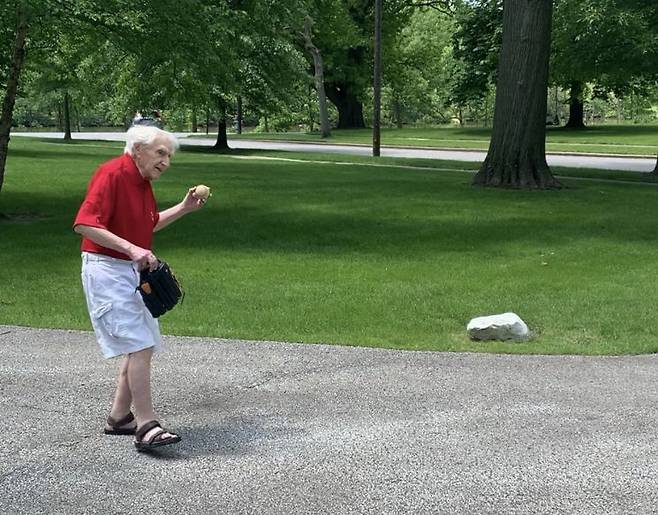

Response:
(448, 0), (502, 107)
(0, 2), (17, 84)
(552, 0), (658, 95)
(11, 96), (56, 127)
(6, 0), (658, 136)
(303, 0), (414, 123)
(384, 8), (456, 125)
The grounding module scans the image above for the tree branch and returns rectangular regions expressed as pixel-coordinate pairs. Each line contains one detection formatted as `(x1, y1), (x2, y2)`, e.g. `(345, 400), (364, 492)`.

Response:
(407, 0), (456, 15)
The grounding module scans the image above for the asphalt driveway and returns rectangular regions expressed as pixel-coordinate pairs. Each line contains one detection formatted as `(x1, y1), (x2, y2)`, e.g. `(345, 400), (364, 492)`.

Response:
(1, 325), (657, 514)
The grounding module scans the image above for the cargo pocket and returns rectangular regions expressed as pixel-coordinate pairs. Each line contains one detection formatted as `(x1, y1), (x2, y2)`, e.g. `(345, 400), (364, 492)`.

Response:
(91, 302), (116, 337)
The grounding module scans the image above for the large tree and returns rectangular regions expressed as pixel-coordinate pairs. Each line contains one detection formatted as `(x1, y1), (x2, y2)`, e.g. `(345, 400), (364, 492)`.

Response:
(551, 0), (658, 129)
(302, 14), (331, 137)
(472, 0), (560, 189)
(0, 0), (143, 195)
(305, 0), (413, 129)
(0, 1), (28, 195)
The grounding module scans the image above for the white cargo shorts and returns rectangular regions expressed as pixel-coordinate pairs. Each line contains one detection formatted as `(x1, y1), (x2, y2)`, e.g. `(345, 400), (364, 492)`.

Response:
(81, 252), (163, 359)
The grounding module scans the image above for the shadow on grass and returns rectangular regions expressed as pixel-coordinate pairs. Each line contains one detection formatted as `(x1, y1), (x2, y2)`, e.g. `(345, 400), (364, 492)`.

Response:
(548, 125), (658, 139)
(8, 142), (120, 161)
(4, 147), (658, 266)
(6, 187), (658, 264)
(180, 145), (277, 156)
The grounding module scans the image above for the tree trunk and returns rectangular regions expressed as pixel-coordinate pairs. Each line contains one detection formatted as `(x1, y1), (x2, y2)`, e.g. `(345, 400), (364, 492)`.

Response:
(564, 80), (585, 129)
(214, 99), (229, 150)
(191, 108), (198, 133)
(236, 96), (243, 135)
(0, 4), (28, 195)
(325, 82), (365, 129)
(57, 104), (63, 131)
(306, 85), (315, 131)
(372, 0), (382, 157)
(472, 0), (560, 189)
(393, 97), (403, 129)
(303, 16), (331, 138)
(63, 92), (72, 141)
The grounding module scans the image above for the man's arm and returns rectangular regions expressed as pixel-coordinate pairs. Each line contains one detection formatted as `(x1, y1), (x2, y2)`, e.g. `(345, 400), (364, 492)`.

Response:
(74, 225), (157, 270)
(154, 187), (206, 232)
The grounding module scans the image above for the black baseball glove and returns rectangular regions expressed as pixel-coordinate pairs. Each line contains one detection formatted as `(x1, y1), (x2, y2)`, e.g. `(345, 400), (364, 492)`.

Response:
(137, 260), (184, 318)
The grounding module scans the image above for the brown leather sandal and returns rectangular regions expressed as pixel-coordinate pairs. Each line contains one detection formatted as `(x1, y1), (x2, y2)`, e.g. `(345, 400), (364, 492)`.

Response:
(134, 420), (181, 451)
(104, 412), (136, 435)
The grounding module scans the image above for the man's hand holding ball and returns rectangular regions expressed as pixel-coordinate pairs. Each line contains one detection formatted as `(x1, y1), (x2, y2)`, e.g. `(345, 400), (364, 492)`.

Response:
(193, 184), (211, 202)
(183, 184), (212, 212)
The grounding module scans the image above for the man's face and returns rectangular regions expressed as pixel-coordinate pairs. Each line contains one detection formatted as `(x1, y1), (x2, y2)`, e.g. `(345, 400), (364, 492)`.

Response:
(133, 135), (174, 181)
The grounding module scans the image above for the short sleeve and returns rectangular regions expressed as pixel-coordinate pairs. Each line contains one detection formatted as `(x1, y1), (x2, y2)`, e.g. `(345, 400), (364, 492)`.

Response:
(73, 169), (115, 230)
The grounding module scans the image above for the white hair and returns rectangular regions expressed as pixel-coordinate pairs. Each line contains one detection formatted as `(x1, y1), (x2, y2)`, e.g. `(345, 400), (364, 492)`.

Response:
(124, 126), (179, 155)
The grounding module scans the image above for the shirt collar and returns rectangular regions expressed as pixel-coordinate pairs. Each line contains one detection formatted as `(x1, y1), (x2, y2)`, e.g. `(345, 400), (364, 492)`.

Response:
(122, 153), (150, 186)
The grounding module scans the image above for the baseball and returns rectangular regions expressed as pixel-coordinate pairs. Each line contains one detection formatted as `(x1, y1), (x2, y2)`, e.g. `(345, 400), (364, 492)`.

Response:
(193, 184), (211, 200)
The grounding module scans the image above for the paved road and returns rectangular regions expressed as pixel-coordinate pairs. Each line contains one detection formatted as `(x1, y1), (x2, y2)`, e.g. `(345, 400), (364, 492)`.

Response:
(2, 325), (658, 514)
(12, 131), (656, 172)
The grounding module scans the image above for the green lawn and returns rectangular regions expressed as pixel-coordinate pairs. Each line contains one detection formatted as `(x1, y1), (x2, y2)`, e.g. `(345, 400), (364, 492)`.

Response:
(222, 125), (658, 156)
(2, 137), (658, 355)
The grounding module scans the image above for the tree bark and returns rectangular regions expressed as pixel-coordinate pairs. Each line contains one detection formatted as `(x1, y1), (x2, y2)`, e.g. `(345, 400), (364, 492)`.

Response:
(191, 108), (198, 133)
(472, 0), (560, 189)
(325, 82), (365, 129)
(57, 104), (63, 131)
(393, 96), (403, 129)
(564, 80), (585, 129)
(307, 86), (315, 131)
(236, 96), (243, 135)
(0, 4), (28, 195)
(303, 16), (331, 138)
(63, 92), (72, 141)
(214, 98), (229, 150)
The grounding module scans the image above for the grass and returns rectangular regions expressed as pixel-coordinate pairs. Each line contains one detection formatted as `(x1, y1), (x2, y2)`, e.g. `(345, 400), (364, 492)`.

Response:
(2, 136), (658, 355)
(222, 125), (658, 156)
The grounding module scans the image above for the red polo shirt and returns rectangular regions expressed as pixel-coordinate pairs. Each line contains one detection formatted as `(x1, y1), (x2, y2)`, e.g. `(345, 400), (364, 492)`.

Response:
(74, 153), (160, 260)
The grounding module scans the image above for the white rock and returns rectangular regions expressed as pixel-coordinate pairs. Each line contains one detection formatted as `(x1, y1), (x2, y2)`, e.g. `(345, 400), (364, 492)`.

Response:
(467, 312), (529, 341)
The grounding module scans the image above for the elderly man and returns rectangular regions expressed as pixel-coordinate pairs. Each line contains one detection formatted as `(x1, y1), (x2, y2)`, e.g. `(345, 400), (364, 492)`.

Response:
(74, 125), (206, 451)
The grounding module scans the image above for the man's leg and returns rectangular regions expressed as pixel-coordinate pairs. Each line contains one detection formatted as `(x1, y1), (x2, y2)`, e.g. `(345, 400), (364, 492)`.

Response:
(107, 356), (133, 429)
(127, 347), (178, 442)
(127, 347), (156, 424)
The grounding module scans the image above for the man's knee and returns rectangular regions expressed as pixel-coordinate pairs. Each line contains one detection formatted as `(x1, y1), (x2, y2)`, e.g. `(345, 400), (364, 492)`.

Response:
(127, 346), (154, 363)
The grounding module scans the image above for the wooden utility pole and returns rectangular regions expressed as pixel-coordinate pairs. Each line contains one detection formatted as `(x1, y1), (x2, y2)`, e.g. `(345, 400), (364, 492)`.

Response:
(372, 0), (382, 157)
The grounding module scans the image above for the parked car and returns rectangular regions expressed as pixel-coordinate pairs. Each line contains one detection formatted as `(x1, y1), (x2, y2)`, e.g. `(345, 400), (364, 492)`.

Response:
(131, 111), (163, 129)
